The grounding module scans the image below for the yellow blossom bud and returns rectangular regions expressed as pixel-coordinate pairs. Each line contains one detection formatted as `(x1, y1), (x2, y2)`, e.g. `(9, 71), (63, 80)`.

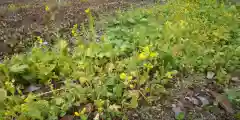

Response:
(138, 52), (147, 60)
(45, 5), (50, 11)
(85, 8), (90, 13)
(150, 52), (158, 58)
(80, 108), (86, 114)
(166, 72), (173, 79)
(74, 112), (80, 116)
(120, 73), (127, 80)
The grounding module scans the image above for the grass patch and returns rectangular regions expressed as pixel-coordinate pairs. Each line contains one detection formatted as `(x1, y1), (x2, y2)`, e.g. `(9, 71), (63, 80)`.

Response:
(0, 0), (239, 119)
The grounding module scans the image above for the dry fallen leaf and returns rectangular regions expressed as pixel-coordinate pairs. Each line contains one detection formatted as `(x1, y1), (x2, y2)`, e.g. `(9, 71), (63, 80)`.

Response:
(85, 103), (93, 112)
(208, 90), (234, 114)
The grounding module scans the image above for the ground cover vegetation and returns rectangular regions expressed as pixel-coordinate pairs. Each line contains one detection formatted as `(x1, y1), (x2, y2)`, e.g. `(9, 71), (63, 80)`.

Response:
(0, 0), (239, 119)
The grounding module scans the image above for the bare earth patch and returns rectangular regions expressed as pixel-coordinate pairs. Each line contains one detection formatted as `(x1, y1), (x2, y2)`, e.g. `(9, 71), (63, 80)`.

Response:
(0, 0), (150, 57)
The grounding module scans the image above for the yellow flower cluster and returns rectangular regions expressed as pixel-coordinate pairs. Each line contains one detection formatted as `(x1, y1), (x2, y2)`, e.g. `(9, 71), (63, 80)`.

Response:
(85, 8), (90, 14)
(138, 46), (158, 60)
(143, 63), (153, 69)
(120, 73), (133, 81)
(74, 107), (86, 116)
(120, 72), (135, 89)
(45, 5), (50, 12)
(71, 24), (78, 37)
(165, 70), (178, 79)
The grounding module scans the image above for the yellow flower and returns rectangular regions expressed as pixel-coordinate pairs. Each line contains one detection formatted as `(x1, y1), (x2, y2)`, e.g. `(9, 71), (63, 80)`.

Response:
(80, 108), (86, 114)
(129, 84), (134, 89)
(72, 31), (77, 37)
(120, 73), (127, 80)
(145, 87), (150, 92)
(45, 5), (50, 11)
(166, 72), (173, 79)
(37, 36), (43, 44)
(73, 24), (78, 28)
(149, 52), (158, 58)
(4, 111), (10, 116)
(138, 52), (147, 60)
(144, 63), (153, 69)
(128, 76), (133, 80)
(85, 8), (90, 13)
(143, 46), (150, 53)
(24, 98), (28, 102)
(74, 112), (80, 116)
(71, 24), (78, 37)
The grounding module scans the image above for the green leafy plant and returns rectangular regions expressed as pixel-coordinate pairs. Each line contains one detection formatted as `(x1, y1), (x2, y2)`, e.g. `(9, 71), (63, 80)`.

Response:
(0, 0), (239, 119)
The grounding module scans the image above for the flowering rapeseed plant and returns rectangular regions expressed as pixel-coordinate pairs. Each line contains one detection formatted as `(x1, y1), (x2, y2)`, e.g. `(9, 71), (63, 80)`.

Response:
(37, 36), (43, 44)
(45, 5), (50, 12)
(85, 8), (90, 14)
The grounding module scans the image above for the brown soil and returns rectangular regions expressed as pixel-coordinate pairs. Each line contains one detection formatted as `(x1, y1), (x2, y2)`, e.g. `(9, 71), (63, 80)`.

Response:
(0, 0), (148, 58)
(127, 73), (240, 120)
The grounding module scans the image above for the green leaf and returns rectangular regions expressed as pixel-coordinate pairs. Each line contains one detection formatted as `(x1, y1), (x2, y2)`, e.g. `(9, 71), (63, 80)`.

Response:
(114, 84), (123, 98)
(127, 90), (139, 108)
(80, 115), (88, 120)
(176, 112), (185, 120)
(127, 18), (136, 24)
(55, 98), (64, 105)
(9, 64), (28, 73)
(0, 89), (6, 110)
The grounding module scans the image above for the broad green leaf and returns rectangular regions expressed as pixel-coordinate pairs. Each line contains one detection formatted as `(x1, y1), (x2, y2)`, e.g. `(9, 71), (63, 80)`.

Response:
(126, 90), (139, 108)
(114, 84), (123, 98)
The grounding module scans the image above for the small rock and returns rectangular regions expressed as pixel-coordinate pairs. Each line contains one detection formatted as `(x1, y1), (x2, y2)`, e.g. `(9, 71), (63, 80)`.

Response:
(24, 84), (41, 93)
(231, 77), (240, 82)
(185, 97), (200, 105)
(197, 96), (210, 106)
(207, 71), (215, 79)
(132, 113), (138, 117)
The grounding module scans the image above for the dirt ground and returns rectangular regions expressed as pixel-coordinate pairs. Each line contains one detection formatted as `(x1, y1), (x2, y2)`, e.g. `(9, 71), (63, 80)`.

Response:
(0, 0), (151, 57)
(127, 73), (240, 120)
